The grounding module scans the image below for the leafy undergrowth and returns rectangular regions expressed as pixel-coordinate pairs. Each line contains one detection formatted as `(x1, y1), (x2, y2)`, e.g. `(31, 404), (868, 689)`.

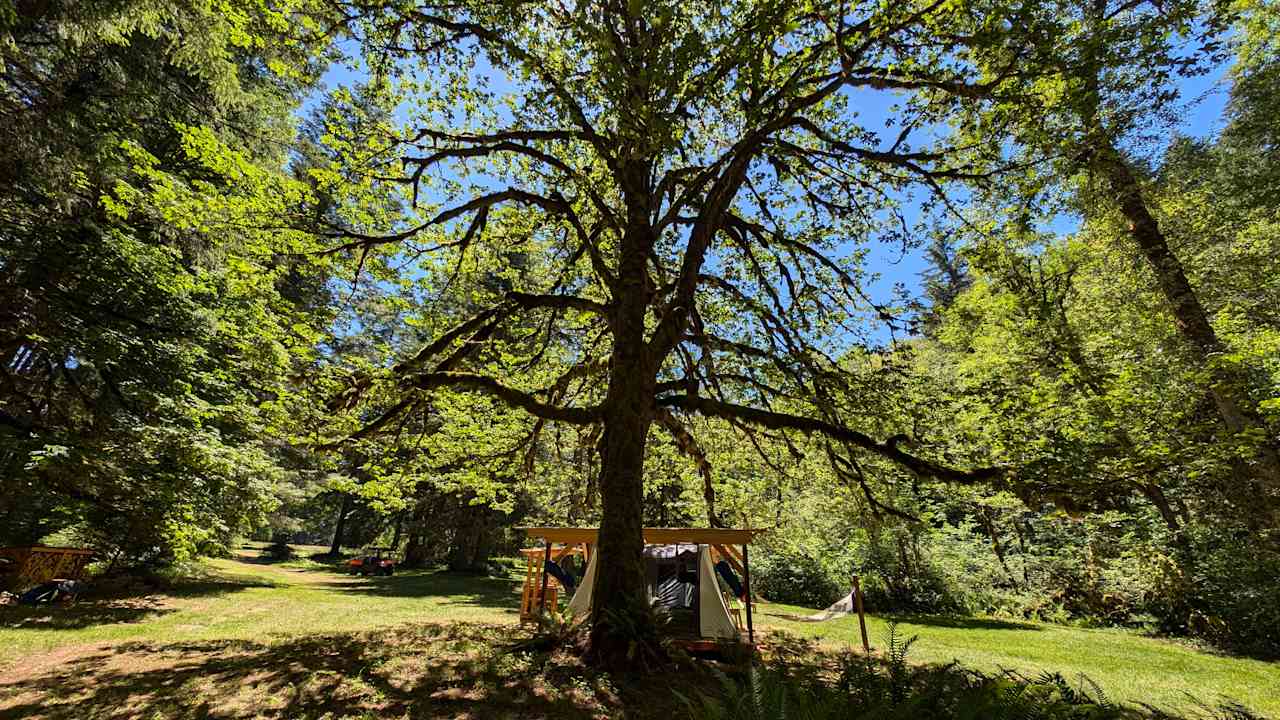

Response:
(758, 604), (1280, 713)
(691, 627), (1272, 720)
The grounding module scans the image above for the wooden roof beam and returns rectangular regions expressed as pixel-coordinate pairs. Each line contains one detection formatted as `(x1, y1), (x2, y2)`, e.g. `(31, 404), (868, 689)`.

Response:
(518, 527), (765, 545)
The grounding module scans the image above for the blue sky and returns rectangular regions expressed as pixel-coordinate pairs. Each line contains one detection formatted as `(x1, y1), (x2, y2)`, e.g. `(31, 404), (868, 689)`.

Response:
(306, 38), (1234, 342)
(855, 66), (1232, 320)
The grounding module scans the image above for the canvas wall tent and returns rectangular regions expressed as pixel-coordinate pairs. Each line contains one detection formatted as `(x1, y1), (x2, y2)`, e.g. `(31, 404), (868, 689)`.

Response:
(519, 527), (764, 647)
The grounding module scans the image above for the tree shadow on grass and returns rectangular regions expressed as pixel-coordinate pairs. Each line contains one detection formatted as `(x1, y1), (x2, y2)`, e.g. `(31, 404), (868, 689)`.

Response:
(0, 597), (173, 631)
(0, 576), (273, 632)
(887, 614), (1043, 631)
(0, 619), (1237, 720)
(0, 622), (651, 719)
(759, 610), (1041, 633)
(232, 553), (292, 566)
(311, 569), (524, 613)
(163, 577), (279, 597)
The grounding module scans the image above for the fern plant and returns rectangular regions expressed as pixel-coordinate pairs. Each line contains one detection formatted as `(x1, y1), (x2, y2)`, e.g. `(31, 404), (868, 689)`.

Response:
(836, 649), (889, 707)
(883, 621), (919, 705)
(678, 666), (804, 720)
(679, 633), (1268, 720)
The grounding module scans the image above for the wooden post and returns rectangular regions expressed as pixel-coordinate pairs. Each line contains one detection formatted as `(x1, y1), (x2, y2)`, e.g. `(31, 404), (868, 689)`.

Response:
(742, 543), (755, 645)
(520, 553), (534, 621)
(853, 574), (869, 653)
(538, 541), (552, 614)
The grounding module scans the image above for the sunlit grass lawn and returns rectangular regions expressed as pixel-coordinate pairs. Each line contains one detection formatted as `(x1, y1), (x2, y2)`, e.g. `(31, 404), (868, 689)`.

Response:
(759, 600), (1280, 715)
(0, 544), (525, 668)
(1, 545), (1276, 717)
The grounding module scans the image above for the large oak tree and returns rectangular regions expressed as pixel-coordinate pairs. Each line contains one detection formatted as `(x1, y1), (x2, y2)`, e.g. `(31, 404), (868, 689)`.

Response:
(320, 0), (1017, 664)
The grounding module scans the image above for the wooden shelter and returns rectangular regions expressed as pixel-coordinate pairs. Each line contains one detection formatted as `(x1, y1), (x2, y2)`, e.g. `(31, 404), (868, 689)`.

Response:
(518, 527), (765, 648)
(0, 546), (95, 591)
(518, 544), (588, 621)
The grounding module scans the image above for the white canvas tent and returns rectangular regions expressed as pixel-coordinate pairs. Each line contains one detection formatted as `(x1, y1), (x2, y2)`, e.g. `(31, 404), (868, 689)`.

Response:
(565, 546), (738, 639)
(519, 526), (764, 646)
(695, 546), (739, 639)
(566, 550), (596, 617)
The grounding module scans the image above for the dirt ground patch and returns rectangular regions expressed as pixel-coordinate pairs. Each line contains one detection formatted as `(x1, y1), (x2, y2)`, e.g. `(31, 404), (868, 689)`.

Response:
(0, 623), (650, 719)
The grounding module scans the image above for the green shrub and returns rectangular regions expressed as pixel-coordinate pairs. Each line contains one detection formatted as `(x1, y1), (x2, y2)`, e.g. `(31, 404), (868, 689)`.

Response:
(684, 657), (1139, 720)
(859, 529), (967, 614)
(752, 545), (844, 608)
(263, 533), (296, 561)
(1145, 525), (1280, 659)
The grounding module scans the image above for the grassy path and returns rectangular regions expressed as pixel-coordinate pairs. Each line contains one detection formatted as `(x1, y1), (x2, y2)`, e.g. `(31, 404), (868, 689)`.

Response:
(0, 548), (1275, 717)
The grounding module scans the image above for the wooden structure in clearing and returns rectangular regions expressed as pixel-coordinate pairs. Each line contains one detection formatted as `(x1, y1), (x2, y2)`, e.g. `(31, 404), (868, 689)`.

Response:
(0, 546), (95, 591)
(518, 544), (587, 621)
(518, 527), (765, 649)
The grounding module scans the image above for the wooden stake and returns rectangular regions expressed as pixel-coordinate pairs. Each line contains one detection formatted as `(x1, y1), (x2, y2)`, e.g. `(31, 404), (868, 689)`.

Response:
(538, 541), (552, 614)
(743, 544), (755, 645)
(853, 574), (869, 653)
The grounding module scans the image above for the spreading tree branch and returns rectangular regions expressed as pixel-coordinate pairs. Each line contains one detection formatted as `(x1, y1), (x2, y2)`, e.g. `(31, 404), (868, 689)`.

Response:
(408, 371), (601, 424)
(659, 394), (1002, 484)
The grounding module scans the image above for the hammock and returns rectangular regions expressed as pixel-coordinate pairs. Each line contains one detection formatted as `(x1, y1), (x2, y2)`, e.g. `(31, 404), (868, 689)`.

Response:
(802, 590), (859, 621)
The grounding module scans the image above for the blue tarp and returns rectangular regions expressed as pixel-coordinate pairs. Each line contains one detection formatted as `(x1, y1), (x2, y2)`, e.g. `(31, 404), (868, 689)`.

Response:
(544, 559), (576, 592)
(714, 560), (744, 599)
